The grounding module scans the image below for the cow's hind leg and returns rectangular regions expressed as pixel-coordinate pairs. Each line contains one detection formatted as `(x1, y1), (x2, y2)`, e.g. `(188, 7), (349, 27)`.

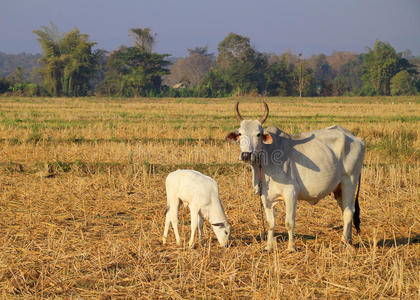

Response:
(284, 189), (297, 252)
(341, 176), (358, 245)
(333, 184), (343, 211)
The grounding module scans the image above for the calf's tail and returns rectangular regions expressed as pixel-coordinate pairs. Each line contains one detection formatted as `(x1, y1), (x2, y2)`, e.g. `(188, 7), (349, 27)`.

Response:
(353, 174), (361, 234)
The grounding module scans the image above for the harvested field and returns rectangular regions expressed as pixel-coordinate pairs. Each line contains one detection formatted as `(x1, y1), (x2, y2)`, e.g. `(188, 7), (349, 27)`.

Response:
(0, 96), (419, 298)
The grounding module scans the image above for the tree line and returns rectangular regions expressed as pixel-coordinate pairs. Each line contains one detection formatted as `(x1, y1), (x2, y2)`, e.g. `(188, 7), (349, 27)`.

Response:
(1, 23), (419, 97)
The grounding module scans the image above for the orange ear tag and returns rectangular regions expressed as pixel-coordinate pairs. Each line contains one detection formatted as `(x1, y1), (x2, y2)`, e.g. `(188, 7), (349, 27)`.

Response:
(263, 133), (272, 144)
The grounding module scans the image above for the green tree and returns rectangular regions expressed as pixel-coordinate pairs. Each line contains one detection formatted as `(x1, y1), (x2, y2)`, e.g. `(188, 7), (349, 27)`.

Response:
(217, 33), (254, 69)
(300, 68), (316, 97)
(101, 46), (170, 97)
(337, 56), (363, 94)
(217, 33), (266, 94)
(307, 54), (333, 82)
(319, 80), (333, 96)
(264, 57), (294, 96)
(60, 29), (100, 96)
(390, 70), (416, 95)
(201, 70), (232, 97)
(361, 40), (415, 95)
(33, 23), (99, 96)
(332, 75), (351, 96)
(7, 66), (25, 84)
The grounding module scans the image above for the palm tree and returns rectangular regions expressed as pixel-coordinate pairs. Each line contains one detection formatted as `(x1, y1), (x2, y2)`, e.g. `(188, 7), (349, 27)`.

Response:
(33, 22), (63, 95)
(129, 28), (156, 53)
(33, 23), (99, 96)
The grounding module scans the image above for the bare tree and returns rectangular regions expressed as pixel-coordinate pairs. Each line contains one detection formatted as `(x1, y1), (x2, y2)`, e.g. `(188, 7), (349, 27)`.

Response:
(165, 46), (214, 87)
(327, 51), (359, 75)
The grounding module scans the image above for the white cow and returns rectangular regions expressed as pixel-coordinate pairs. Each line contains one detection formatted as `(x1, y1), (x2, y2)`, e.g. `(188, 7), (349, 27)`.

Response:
(226, 102), (365, 251)
(163, 169), (232, 248)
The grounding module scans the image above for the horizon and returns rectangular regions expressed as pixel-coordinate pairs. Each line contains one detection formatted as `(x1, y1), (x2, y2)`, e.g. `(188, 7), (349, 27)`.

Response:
(1, 0), (420, 58)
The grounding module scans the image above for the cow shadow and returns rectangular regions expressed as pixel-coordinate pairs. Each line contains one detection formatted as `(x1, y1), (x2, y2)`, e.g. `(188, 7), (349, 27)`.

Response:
(265, 133), (320, 173)
(232, 232), (420, 248)
(288, 135), (320, 172)
(355, 235), (420, 248)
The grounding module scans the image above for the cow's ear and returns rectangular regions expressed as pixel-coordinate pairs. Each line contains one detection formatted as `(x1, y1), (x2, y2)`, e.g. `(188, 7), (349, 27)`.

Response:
(225, 131), (240, 142)
(262, 132), (273, 144)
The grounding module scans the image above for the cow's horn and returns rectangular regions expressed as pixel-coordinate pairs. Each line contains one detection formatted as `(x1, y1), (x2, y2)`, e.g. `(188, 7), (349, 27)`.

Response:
(259, 102), (269, 124)
(234, 102), (244, 122)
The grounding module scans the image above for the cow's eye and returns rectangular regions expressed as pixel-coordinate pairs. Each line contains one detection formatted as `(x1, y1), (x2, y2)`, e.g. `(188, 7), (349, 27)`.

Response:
(224, 231), (228, 235)
(257, 133), (261, 137)
(238, 133), (242, 136)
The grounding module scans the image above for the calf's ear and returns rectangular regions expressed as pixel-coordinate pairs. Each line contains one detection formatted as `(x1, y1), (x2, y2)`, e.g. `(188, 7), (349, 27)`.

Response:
(225, 131), (239, 142)
(262, 132), (273, 144)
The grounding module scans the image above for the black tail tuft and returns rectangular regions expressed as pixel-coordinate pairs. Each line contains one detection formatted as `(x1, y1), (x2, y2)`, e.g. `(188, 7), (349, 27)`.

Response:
(353, 175), (361, 234)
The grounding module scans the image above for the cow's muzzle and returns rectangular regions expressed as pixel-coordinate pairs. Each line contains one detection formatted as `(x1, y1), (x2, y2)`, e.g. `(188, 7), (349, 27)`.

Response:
(240, 152), (252, 161)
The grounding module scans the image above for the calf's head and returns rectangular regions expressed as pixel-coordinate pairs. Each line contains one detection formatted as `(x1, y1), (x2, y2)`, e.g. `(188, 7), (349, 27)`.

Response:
(211, 221), (232, 247)
(226, 102), (272, 163)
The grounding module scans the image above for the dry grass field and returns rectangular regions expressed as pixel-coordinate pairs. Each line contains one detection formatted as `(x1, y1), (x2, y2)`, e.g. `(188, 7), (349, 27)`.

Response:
(0, 96), (419, 299)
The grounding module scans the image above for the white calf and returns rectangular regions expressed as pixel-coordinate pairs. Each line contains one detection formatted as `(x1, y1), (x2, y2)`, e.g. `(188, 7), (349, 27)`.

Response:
(163, 169), (232, 247)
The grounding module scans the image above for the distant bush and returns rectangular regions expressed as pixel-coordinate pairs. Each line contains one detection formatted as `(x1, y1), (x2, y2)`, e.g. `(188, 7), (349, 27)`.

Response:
(390, 70), (417, 96)
(6, 82), (47, 96)
(0, 77), (11, 93)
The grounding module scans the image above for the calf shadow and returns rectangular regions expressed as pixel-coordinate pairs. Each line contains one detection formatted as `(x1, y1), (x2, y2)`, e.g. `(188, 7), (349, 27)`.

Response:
(234, 231), (316, 245)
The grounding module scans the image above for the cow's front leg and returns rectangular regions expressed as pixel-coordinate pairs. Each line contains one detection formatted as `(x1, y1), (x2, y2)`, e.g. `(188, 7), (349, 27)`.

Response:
(284, 189), (297, 252)
(262, 196), (276, 251)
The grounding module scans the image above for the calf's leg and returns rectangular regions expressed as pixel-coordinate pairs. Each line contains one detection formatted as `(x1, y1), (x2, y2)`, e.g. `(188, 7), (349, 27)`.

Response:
(163, 206), (171, 244)
(163, 204), (181, 246)
(188, 206), (199, 248)
(197, 213), (204, 246)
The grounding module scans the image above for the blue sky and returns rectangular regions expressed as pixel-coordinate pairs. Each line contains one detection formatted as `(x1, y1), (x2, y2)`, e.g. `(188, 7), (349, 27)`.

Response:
(1, 0), (419, 57)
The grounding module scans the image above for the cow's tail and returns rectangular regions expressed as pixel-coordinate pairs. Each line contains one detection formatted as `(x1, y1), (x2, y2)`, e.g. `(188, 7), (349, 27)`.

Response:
(353, 174), (361, 234)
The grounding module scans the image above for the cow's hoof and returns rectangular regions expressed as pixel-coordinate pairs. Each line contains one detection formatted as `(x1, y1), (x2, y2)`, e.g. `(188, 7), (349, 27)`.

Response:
(287, 244), (297, 253)
(264, 245), (273, 252)
(340, 239), (353, 247)
(162, 238), (167, 245)
(347, 245), (356, 254)
(342, 242), (355, 252)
